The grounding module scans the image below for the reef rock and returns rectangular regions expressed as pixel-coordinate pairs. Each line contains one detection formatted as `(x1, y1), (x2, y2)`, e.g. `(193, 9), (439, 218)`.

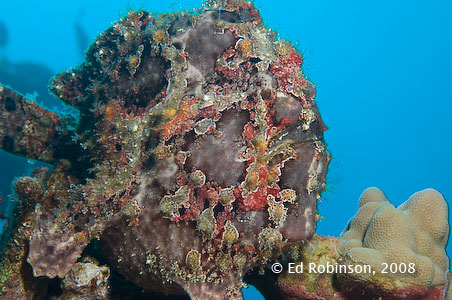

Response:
(59, 257), (110, 300)
(0, 0), (329, 299)
(0, 170), (53, 300)
(277, 234), (341, 300)
(276, 234), (450, 300)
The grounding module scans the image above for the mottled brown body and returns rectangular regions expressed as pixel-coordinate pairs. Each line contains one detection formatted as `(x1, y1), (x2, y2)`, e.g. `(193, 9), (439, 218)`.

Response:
(0, 1), (329, 299)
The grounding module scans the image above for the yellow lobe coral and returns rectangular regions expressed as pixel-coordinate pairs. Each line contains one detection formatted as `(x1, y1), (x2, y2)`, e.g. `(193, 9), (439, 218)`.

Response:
(339, 187), (449, 287)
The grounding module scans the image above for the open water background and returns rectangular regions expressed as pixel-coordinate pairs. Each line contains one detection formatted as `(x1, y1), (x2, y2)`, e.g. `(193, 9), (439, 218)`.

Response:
(0, 1), (451, 299)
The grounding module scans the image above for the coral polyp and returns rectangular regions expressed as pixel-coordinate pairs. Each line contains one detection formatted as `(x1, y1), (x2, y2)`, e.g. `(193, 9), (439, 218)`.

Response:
(0, 0), (329, 299)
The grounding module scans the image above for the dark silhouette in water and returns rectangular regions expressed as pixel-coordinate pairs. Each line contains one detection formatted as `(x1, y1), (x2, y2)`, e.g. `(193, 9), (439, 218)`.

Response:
(0, 21), (34, 217)
(0, 60), (56, 104)
(0, 21), (7, 49)
(0, 20), (57, 107)
(74, 9), (90, 62)
(0, 18), (87, 224)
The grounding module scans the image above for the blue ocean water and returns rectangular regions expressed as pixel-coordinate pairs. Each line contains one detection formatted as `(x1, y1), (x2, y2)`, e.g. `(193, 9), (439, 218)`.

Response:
(0, 1), (451, 299)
